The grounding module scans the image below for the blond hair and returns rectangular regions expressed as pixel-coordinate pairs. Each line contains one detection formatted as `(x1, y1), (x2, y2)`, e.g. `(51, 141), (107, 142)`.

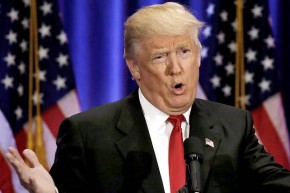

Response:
(124, 2), (204, 59)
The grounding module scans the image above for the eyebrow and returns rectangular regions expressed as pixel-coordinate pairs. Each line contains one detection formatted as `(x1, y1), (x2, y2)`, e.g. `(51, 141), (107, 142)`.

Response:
(151, 42), (191, 54)
(148, 39), (193, 56)
(151, 49), (168, 55)
(176, 41), (192, 49)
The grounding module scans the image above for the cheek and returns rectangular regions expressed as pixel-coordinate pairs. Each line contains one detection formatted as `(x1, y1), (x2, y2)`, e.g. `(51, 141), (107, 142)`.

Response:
(145, 71), (164, 85)
(186, 64), (199, 84)
(142, 65), (165, 79)
(141, 68), (166, 87)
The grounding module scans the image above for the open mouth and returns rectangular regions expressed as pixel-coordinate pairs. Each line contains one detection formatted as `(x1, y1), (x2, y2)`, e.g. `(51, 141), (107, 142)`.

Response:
(170, 82), (185, 94)
(174, 83), (183, 89)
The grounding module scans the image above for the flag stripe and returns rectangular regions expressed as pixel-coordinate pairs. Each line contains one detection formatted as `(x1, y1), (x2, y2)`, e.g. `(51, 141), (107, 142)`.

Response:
(42, 104), (66, 138)
(42, 122), (57, 168)
(263, 93), (290, 158)
(252, 105), (290, 169)
(0, 151), (15, 193)
(57, 90), (81, 117)
(14, 129), (27, 158)
(0, 111), (29, 193)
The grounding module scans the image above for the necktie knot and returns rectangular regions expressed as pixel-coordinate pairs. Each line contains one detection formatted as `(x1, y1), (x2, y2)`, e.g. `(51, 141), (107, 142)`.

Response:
(167, 115), (184, 132)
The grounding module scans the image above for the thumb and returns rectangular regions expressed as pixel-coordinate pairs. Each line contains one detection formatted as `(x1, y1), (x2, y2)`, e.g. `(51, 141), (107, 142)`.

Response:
(23, 149), (41, 168)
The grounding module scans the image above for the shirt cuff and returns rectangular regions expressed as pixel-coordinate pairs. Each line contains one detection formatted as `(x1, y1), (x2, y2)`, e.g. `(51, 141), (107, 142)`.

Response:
(55, 187), (59, 193)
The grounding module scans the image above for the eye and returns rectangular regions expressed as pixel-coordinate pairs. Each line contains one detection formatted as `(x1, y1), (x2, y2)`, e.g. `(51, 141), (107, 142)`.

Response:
(179, 48), (192, 58)
(152, 54), (167, 63)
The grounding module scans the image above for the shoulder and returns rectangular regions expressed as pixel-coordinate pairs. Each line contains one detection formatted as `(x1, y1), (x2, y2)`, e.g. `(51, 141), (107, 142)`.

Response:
(56, 90), (141, 138)
(56, 97), (129, 138)
(193, 98), (253, 124)
(68, 97), (128, 122)
(194, 98), (249, 114)
(62, 90), (140, 125)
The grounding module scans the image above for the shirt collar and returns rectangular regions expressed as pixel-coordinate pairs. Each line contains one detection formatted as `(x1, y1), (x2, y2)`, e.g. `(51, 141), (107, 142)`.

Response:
(138, 88), (191, 130)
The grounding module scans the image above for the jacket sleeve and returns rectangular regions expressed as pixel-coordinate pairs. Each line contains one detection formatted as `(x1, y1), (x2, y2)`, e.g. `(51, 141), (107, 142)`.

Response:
(240, 110), (290, 192)
(50, 117), (89, 193)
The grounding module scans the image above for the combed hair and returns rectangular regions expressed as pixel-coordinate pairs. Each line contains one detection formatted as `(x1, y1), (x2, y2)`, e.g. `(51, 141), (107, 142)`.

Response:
(124, 2), (204, 59)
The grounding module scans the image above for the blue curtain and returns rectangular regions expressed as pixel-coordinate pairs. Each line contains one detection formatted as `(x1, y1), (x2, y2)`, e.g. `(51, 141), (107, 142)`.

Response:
(58, 0), (290, 132)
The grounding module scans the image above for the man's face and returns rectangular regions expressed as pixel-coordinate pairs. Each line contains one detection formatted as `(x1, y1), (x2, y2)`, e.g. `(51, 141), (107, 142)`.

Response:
(127, 33), (200, 115)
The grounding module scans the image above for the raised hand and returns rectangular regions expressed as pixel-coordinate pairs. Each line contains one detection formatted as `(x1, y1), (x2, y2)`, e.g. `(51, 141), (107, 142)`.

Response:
(5, 147), (56, 193)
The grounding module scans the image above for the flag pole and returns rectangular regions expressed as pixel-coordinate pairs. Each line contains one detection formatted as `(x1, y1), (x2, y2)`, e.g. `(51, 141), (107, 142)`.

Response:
(28, 0), (48, 170)
(235, 0), (246, 109)
(27, 0), (35, 153)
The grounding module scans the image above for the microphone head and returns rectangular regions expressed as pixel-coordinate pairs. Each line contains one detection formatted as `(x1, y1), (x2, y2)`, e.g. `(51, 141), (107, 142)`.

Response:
(184, 136), (204, 162)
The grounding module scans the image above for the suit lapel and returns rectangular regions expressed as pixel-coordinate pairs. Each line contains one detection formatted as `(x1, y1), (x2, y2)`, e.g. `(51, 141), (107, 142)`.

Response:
(114, 93), (222, 193)
(189, 99), (222, 192)
(115, 91), (165, 193)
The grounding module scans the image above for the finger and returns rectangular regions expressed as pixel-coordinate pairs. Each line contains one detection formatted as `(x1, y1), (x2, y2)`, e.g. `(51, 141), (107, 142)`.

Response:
(5, 152), (17, 165)
(23, 149), (41, 168)
(5, 152), (28, 176)
(6, 147), (25, 168)
(7, 146), (26, 165)
(5, 148), (31, 184)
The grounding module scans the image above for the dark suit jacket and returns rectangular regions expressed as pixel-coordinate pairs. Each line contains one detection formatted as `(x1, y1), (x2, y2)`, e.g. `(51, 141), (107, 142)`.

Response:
(50, 90), (290, 193)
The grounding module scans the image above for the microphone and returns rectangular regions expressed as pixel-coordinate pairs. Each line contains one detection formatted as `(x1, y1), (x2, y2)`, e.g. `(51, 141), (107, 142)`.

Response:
(118, 151), (152, 193)
(184, 137), (204, 193)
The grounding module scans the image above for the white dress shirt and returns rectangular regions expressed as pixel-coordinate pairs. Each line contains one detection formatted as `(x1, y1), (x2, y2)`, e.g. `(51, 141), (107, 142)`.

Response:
(138, 89), (191, 193)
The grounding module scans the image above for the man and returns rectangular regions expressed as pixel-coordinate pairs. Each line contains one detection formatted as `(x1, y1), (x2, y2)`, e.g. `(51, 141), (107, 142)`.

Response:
(5, 2), (290, 193)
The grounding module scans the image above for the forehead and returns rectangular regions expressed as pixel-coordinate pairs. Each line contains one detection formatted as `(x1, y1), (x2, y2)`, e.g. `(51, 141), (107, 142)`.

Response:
(140, 33), (194, 50)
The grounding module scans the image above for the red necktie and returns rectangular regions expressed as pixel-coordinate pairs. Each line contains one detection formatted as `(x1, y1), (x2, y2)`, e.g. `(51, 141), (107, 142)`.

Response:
(168, 115), (186, 193)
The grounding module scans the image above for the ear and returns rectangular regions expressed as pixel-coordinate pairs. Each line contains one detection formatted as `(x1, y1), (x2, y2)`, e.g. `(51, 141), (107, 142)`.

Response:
(126, 58), (140, 80)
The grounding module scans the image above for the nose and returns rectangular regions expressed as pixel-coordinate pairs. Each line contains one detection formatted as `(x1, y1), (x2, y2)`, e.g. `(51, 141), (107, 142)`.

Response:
(167, 54), (182, 76)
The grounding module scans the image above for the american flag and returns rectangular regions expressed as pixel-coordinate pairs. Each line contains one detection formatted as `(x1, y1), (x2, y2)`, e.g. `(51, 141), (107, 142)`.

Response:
(198, 0), (290, 169)
(0, 0), (80, 192)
